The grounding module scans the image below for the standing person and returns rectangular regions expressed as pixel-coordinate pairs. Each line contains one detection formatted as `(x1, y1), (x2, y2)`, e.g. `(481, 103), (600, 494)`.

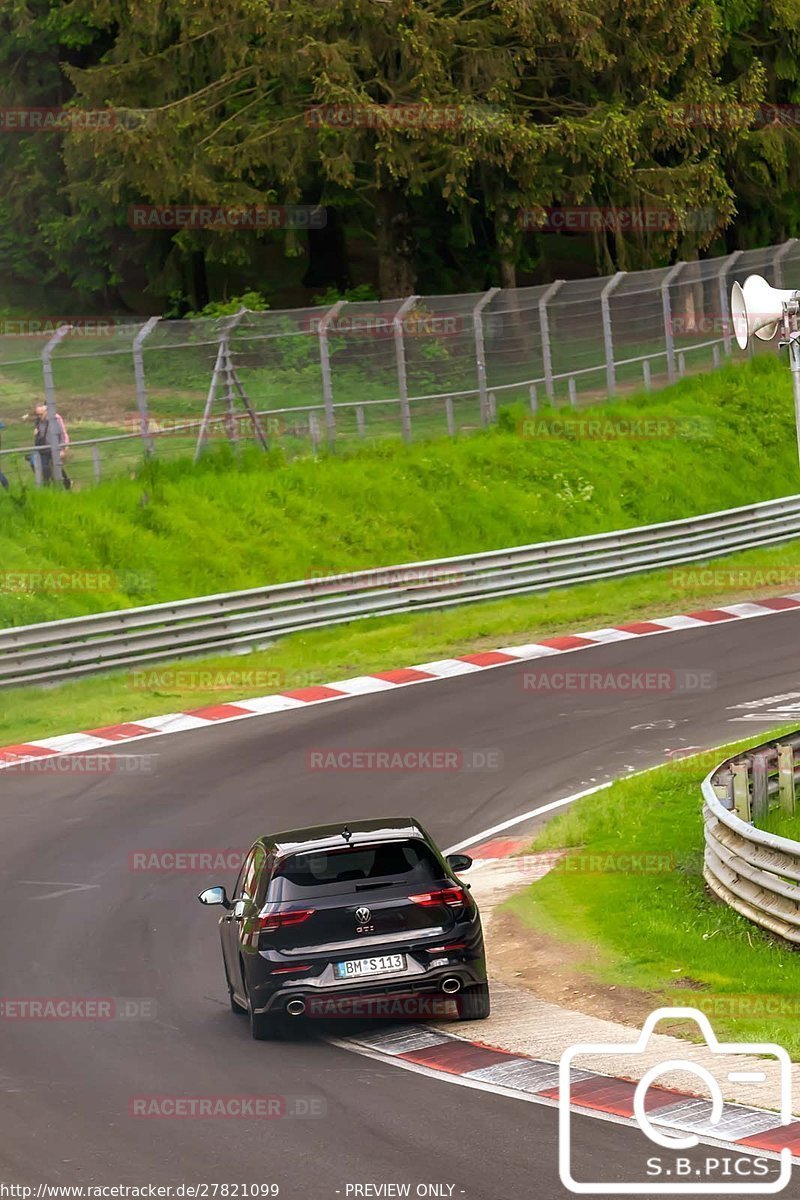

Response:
(0, 420), (8, 491)
(32, 403), (72, 490)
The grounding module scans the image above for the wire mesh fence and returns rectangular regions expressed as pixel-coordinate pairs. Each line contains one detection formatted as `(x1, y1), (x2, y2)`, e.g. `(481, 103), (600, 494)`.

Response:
(1, 238), (798, 490)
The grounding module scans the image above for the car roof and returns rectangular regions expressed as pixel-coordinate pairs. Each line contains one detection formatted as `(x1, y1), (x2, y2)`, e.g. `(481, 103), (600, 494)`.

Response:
(257, 816), (429, 856)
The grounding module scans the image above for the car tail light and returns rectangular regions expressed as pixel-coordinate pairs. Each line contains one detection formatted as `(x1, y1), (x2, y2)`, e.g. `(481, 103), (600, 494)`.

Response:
(271, 964), (312, 974)
(409, 887), (468, 908)
(427, 943), (467, 951)
(256, 908), (315, 931)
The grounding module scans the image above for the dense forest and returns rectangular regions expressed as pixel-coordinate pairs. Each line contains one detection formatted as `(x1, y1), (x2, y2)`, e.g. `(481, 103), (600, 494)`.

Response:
(2, 0), (800, 313)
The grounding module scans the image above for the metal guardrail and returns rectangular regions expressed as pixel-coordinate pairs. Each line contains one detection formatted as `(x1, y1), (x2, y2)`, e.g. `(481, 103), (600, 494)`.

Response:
(703, 730), (800, 945)
(5, 491), (800, 688)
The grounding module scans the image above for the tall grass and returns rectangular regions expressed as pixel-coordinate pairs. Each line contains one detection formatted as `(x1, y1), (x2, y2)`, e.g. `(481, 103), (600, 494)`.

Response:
(0, 353), (796, 628)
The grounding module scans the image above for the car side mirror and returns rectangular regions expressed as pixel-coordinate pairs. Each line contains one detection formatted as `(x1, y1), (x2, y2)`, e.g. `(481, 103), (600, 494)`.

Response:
(198, 885), (231, 909)
(446, 853), (473, 873)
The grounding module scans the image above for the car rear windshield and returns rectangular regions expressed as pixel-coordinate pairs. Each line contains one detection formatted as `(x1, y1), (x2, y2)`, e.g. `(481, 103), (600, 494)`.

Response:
(269, 840), (441, 899)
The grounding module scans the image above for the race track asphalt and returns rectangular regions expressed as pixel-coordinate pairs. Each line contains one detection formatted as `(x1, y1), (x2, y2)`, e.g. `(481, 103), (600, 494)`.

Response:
(2, 610), (799, 1198)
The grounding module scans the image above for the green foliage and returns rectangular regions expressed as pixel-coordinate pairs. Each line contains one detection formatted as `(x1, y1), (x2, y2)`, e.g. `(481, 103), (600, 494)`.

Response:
(512, 726), (800, 1054)
(312, 284), (379, 306)
(185, 291), (270, 318)
(1, 1), (800, 298)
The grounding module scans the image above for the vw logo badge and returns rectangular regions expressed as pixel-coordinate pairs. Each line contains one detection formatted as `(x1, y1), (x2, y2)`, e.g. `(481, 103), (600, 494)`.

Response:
(355, 906), (371, 924)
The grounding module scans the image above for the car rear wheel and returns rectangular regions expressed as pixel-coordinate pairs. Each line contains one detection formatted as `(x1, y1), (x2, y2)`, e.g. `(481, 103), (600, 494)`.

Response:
(457, 981), (490, 1020)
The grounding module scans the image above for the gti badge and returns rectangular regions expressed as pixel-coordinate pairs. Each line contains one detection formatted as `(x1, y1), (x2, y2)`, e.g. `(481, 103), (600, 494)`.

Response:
(355, 905), (374, 933)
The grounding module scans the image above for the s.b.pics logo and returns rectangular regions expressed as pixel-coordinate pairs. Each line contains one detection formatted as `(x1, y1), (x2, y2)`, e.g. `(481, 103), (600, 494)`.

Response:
(559, 1007), (793, 1194)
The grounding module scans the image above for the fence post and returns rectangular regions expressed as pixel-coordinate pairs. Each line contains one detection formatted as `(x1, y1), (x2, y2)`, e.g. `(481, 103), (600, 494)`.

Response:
(317, 300), (346, 447)
(473, 287), (500, 426)
(777, 739), (796, 816)
(660, 262), (685, 383)
(538, 280), (564, 402)
(773, 238), (798, 287)
(132, 316), (160, 455)
(778, 743), (796, 816)
(731, 761), (751, 822)
(41, 323), (71, 486)
(751, 753), (769, 823)
(393, 295), (419, 443)
(600, 271), (625, 396)
(718, 251), (742, 356)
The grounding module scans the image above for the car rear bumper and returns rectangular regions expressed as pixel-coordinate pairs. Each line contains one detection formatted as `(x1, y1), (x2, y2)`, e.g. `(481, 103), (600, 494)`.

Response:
(248, 946), (487, 1015)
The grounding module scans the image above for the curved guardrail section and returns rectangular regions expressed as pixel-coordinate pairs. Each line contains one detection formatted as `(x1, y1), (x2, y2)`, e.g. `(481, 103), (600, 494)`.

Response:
(4, 491), (800, 687)
(703, 730), (800, 944)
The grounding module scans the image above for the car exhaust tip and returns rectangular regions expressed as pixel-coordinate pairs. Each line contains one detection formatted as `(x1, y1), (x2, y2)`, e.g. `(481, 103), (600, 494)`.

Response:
(441, 977), (462, 994)
(286, 998), (306, 1016)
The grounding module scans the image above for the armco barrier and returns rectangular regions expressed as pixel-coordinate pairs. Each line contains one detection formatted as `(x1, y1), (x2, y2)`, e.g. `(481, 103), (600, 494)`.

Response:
(703, 730), (800, 944)
(4, 492), (800, 687)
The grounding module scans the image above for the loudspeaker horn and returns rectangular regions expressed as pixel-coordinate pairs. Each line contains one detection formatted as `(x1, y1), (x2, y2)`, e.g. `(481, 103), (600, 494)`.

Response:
(730, 274), (799, 350)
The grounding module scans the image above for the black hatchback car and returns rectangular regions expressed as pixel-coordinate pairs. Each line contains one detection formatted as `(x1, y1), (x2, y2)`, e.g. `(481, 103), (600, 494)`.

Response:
(198, 816), (489, 1038)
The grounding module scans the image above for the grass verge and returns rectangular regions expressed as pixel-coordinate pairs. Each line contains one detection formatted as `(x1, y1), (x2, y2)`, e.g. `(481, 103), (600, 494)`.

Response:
(3, 534), (800, 750)
(507, 728), (800, 1056)
(0, 352), (797, 627)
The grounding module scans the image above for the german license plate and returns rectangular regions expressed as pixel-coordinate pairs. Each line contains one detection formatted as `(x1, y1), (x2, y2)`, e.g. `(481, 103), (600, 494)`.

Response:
(334, 953), (406, 979)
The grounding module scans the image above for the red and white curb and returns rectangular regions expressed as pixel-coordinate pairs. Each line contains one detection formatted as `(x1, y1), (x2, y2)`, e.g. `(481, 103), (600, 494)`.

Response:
(332, 1023), (800, 1158)
(3, 593), (800, 770)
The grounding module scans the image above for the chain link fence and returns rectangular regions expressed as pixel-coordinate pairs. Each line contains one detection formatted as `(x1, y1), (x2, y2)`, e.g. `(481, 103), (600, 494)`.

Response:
(0, 240), (797, 489)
